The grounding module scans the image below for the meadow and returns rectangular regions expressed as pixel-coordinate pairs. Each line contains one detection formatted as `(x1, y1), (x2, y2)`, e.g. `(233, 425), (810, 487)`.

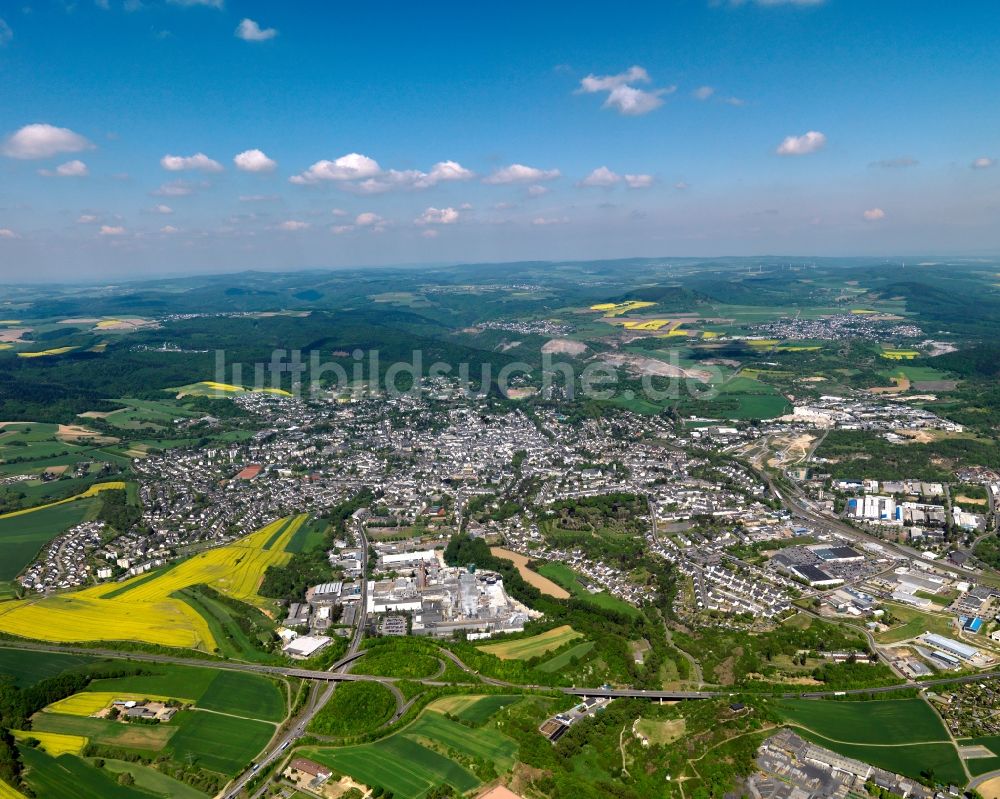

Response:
(477, 625), (583, 660)
(535, 562), (641, 618)
(0, 514), (306, 650)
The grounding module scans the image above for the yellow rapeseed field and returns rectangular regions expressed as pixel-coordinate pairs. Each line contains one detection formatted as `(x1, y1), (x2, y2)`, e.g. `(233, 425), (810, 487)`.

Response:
(16, 347), (78, 358)
(0, 514), (306, 651)
(622, 319), (670, 331)
(45, 691), (193, 717)
(589, 301), (656, 317)
(0, 778), (27, 799)
(12, 730), (87, 757)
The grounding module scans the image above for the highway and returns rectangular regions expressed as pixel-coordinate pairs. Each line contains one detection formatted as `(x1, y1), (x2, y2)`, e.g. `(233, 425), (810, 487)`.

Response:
(229, 516), (372, 799)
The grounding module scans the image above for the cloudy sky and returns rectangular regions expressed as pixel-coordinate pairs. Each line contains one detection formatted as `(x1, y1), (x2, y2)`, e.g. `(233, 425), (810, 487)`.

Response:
(1, 0), (998, 280)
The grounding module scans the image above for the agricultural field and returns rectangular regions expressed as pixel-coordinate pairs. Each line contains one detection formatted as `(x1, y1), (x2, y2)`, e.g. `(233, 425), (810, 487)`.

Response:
(0, 779), (26, 799)
(302, 697), (519, 799)
(777, 698), (965, 784)
(19, 661), (286, 791)
(12, 730), (87, 757)
(45, 691), (192, 717)
(0, 515), (305, 650)
(776, 697), (949, 745)
(170, 381), (291, 398)
(537, 640), (596, 673)
(0, 647), (96, 687)
(477, 625), (583, 660)
(0, 497), (101, 598)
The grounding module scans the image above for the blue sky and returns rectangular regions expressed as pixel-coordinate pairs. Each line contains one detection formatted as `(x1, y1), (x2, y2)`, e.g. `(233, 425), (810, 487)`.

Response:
(0, 0), (998, 280)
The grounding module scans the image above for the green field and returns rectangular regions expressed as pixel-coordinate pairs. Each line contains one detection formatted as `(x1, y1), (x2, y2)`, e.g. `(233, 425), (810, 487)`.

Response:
(959, 736), (1000, 776)
(874, 602), (958, 644)
(534, 562), (641, 617)
(0, 647), (96, 686)
(18, 747), (151, 799)
(303, 707), (518, 799)
(776, 697), (966, 785)
(777, 698), (949, 744)
(165, 711), (276, 775)
(537, 640), (597, 673)
(0, 498), (101, 594)
(452, 695), (523, 724)
(89, 664), (285, 721)
(477, 625), (584, 660)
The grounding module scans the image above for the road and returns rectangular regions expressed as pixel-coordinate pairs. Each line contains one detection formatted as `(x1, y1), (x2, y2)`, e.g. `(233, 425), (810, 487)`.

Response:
(232, 517), (372, 799)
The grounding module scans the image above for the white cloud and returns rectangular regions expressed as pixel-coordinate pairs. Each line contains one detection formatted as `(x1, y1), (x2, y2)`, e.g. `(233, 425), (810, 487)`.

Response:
(160, 225), (180, 234)
(603, 84), (673, 115)
(723, 96), (747, 106)
(675, 181), (690, 190)
(234, 149), (277, 172)
(343, 161), (474, 193)
(526, 185), (549, 197)
(153, 180), (196, 197)
(0, 18), (12, 47)
(331, 208), (348, 217)
(425, 160), (474, 184)
(776, 130), (826, 156)
(578, 66), (674, 116)
(579, 65), (650, 93)
(151, 204), (173, 214)
(167, 0), (224, 7)
(692, 85), (715, 100)
(862, 207), (886, 221)
(2, 124), (94, 160)
(279, 220), (309, 231)
(579, 166), (621, 187)
(291, 155), (472, 192)
(421, 229), (440, 239)
(331, 224), (354, 235)
(39, 159), (89, 177)
(971, 156), (996, 170)
(624, 173), (654, 188)
(416, 207), (459, 225)
(484, 164), (560, 184)
(0, 228), (18, 239)
(161, 152), (223, 172)
(77, 214), (100, 224)
(99, 225), (126, 236)
(290, 153), (381, 184)
(239, 194), (279, 202)
(355, 212), (383, 227)
(235, 19), (277, 41)
(531, 216), (570, 226)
